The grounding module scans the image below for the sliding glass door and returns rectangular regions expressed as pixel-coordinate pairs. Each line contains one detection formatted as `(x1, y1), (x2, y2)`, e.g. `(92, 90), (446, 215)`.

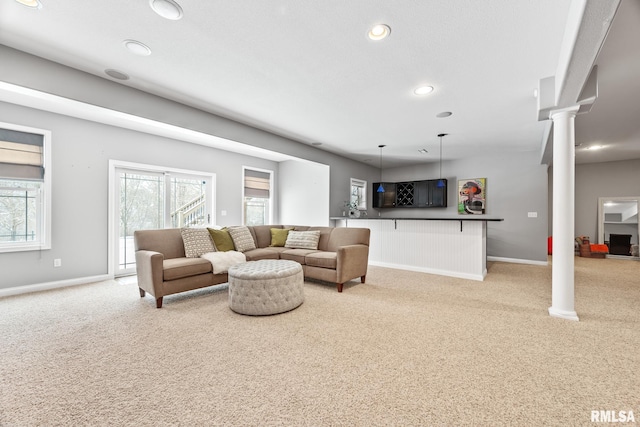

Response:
(114, 165), (213, 276)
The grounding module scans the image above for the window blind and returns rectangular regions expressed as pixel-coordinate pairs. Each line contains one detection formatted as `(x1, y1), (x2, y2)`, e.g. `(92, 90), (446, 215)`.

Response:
(0, 128), (44, 180)
(244, 169), (270, 198)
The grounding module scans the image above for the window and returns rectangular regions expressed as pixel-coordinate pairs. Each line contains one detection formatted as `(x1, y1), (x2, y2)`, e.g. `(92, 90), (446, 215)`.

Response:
(0, 123), (51, 252)
(350, 178), (367, 210)
(243, 167), (272, 226)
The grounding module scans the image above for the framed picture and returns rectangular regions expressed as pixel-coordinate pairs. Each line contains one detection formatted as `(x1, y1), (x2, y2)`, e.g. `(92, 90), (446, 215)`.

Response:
(458, 178), (486, 215)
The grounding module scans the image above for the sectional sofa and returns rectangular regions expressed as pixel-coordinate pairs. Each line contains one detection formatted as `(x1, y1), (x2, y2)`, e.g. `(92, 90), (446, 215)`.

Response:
(134, 225), (370, 308)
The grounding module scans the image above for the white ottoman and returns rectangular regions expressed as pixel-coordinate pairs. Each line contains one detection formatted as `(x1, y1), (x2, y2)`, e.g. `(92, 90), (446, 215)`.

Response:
(228, 259), (304, 315)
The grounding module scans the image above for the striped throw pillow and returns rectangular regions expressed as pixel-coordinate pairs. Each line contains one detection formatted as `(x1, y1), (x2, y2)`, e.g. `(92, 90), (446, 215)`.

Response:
(285, 230), (321, 250)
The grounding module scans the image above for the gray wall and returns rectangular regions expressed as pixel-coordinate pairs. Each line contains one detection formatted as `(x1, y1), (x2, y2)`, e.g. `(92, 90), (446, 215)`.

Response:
(0, 102), (284, 288)
(548, 158), (640, 241)
(382, 150), (549, 262)
(0, 47), (382, 290)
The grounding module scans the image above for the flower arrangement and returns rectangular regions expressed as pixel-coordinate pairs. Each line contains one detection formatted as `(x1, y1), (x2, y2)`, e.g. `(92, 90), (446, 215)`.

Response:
(343, 200), (362, 218)
(343, 200), (359, 212)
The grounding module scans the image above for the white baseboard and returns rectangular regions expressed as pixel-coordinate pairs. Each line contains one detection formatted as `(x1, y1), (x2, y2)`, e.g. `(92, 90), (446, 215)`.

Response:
(369, 260), (486, 281)
(487, 256), (548, 266)
(0, 274), (113, 298)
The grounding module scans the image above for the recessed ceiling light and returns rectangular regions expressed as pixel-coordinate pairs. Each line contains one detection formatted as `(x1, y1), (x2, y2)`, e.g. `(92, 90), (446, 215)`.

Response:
(414, 85), (434, 96)
(123, 40), (152, 56)
(436, 111), (452, 118)
(368, 24), (391, 41)
(105, 69), (130, 80)
(15, 0), (42, 8)
(418, 149), (429, 154)
(149, 0), (183, 20)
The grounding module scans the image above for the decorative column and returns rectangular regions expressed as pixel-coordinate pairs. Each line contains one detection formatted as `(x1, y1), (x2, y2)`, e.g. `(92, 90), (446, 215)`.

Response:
(549, 106), (580, 321)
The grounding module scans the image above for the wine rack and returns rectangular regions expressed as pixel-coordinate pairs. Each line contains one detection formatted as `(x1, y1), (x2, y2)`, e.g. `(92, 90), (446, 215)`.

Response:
(396, 182), (415, 206)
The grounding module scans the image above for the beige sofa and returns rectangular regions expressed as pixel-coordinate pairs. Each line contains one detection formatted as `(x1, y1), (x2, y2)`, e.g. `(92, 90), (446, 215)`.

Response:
(134, 225), (370, 308)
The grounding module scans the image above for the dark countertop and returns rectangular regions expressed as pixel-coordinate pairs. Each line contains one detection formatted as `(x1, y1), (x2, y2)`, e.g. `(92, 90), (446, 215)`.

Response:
(330, 216), (504, 222)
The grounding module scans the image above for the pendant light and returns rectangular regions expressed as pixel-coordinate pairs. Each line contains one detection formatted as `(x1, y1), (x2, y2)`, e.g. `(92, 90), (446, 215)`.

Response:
(437, 134), (447, 188)
(377, 144), (386, 193)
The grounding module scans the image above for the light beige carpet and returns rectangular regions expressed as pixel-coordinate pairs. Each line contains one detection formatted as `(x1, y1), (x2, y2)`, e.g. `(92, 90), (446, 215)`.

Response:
(1, 257), (638, 426)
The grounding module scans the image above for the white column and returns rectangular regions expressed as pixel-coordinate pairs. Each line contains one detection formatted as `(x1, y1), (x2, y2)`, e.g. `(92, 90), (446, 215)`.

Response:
(549, 106), (580, 321)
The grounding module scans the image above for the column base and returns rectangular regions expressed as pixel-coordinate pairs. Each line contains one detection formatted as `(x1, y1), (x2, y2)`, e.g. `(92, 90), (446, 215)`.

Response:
(548, 306), (579, 321)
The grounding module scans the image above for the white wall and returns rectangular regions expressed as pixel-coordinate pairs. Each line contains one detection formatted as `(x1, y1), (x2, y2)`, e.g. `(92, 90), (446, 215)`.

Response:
(279, 160), (330, 226)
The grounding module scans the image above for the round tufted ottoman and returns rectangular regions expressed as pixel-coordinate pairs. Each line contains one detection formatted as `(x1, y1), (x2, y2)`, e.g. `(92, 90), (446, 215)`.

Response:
(228, 259), (304, 315)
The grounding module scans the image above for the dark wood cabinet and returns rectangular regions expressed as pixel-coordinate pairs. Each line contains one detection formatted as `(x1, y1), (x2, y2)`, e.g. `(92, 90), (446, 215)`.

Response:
(372, 182), (396, 208)
(427, 179), (447, 207)
(374, 179), (446, 208)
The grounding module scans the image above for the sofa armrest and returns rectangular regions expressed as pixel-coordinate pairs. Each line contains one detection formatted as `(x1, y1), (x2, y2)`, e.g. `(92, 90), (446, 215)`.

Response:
(135, 250), (165, 297)
(336, 244), (369, 283)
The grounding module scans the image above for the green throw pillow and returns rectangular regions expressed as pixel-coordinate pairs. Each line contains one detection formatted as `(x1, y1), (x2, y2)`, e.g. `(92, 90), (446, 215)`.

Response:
(208, 228), (235, 252)
(270, 228), (290, 247)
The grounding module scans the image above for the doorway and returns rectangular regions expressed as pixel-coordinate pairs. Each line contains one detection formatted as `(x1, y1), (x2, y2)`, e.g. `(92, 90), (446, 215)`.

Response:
(109, 160), (215, 276)
(597, 196), (640, 257)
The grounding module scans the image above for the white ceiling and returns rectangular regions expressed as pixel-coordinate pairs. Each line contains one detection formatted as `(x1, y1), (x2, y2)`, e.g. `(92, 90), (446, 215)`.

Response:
(0, 0), (638, 167)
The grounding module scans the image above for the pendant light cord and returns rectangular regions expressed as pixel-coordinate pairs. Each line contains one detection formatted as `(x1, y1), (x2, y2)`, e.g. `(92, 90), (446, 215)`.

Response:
(437, 134), (447, 179)
(378, 144), (385, 181)
(439, 136), (442, 179)
(377, 145), (386, 193)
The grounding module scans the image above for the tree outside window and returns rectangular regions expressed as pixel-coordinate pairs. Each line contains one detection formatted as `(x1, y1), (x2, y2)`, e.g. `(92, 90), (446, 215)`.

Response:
(350, 178), (367, 210)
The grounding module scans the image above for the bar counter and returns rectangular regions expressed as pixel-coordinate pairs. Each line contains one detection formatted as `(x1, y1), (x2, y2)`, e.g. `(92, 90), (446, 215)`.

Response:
(330, 216), (503, 281)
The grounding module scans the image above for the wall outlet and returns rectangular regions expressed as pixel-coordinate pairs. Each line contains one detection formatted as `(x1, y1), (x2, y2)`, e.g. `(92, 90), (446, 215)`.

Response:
(53, 258), (62, 267)
(221, 210), (227, 216)
(528, 212), (538, 218)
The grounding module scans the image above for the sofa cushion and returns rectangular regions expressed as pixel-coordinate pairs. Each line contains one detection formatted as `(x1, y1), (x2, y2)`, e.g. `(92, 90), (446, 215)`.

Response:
(243, 248), (281, 261)
(305, 251), (337, 269)
(181, 228), (215, 258)
(163, 257), (212, 281)
(285, 230), (321, 250)
(228, 226), (257, 252)
(281, 248), (319, 264)
(249, 225), (281, 248)
(307, 227), (334, 251)
(208, 228), (235, 252)
(270, 228), (291, 247)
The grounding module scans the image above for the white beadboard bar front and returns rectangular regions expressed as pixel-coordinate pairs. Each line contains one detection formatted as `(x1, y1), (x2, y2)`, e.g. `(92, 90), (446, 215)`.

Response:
(332, 217), (502, 281)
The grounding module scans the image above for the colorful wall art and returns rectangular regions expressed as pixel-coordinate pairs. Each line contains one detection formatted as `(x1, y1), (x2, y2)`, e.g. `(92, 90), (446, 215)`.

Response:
(458, 178), (486, 215)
